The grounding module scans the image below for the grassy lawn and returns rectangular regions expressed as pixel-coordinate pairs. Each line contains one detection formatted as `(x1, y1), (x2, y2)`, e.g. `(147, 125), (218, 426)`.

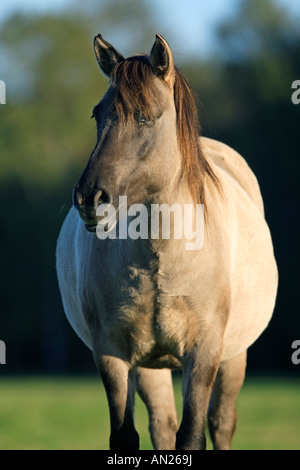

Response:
(0, 376), (299, 450)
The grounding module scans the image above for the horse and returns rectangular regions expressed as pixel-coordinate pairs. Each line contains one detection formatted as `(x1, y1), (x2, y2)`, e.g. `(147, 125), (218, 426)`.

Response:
(56, 34), (278, 450)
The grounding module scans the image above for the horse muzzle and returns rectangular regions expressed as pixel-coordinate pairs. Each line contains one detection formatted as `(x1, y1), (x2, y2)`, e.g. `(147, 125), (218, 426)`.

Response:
(73, 184), (112, 232)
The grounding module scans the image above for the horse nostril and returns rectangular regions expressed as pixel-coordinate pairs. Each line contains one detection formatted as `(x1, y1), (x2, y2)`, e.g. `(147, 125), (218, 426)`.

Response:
(73, 186), (111, 213)
(76, 192), (84, 206)
(95, 189), (111, 206)
(73, 187), (84, 209)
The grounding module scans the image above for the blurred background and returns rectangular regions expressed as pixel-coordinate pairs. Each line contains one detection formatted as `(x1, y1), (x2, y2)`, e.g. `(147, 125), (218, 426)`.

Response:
(0, 0), (299, 450)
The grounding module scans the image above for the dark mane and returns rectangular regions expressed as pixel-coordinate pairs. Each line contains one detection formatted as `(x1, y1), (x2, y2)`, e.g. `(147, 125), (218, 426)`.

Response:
(112, 56), (221, 204)
(173, 66), (222, 204)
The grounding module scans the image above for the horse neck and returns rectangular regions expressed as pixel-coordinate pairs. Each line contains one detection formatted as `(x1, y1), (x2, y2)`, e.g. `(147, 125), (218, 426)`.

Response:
(146, 173), (204, 256)
(150, 163), (195, 207)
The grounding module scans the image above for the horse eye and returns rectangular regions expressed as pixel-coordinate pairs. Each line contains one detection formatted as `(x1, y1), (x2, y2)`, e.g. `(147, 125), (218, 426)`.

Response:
(137, 114), (154, 128)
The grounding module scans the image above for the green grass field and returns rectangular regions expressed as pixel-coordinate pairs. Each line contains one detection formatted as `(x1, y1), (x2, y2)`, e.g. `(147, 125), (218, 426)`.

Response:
(0, 376), (299, 450)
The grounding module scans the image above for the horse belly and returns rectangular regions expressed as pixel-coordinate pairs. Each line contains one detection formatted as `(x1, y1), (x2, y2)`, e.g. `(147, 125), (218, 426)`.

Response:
(202, 155), (279, 361)
(222, 210), (278, 361)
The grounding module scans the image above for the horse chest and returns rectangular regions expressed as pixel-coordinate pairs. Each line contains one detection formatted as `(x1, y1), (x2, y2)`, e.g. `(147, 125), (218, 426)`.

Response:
(99, 264), (200, 364)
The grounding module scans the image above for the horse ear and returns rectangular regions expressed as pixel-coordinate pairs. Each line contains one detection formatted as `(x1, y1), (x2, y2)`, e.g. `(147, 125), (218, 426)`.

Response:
(94, 34), (124, 78)
(150, 34), (175, 87)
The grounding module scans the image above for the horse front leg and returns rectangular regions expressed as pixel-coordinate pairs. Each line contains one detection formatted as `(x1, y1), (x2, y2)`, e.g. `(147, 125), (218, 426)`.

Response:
(208, 350), (247, 450)
(136, 367), (178, 450)
(94, 353), (139, 450)
(176, 338), (222, 450)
